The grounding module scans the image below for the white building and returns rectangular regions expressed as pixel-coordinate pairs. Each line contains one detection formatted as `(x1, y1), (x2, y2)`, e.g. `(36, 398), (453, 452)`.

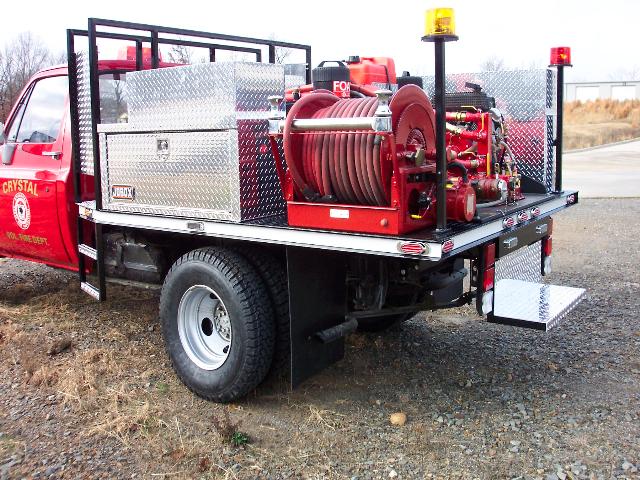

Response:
(565, 81), (640, 102)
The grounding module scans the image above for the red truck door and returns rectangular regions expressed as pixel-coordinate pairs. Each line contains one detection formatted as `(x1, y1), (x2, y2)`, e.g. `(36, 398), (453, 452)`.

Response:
(0, 74), (73, 268)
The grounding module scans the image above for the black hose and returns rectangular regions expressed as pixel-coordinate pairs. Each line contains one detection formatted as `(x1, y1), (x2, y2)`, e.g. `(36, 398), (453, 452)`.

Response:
(447, 161), (468, 183)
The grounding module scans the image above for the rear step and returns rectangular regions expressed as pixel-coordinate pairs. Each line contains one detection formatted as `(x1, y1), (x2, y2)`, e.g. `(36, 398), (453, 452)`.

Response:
(76, 220), (106, 301)
(80, 282), (101, 300)
(78, 243), (97, 260)
(489, 279), (586, 331)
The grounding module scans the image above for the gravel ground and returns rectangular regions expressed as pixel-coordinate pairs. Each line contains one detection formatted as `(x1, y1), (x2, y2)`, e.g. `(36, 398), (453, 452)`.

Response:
(0, 198), (638, 479)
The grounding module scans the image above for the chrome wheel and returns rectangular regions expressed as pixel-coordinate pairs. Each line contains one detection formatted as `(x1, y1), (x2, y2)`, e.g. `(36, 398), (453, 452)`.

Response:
(177, 285), (232, 370)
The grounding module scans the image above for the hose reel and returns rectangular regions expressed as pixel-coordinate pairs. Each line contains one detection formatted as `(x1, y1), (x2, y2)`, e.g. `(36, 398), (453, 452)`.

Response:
(270, 85), (476, 234)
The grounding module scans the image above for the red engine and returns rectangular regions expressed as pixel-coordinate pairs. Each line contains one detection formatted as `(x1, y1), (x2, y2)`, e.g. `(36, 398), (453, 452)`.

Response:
(269, 58), (522, 235)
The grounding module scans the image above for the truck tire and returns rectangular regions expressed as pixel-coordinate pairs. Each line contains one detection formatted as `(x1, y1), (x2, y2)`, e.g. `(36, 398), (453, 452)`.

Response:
(234, 248), (290, 374)
(160, 247), (275, 402)
(356, 311), (417, 332)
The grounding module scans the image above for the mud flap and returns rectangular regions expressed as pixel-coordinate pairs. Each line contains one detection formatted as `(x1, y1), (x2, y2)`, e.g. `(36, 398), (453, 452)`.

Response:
(286, 247), (347, 387)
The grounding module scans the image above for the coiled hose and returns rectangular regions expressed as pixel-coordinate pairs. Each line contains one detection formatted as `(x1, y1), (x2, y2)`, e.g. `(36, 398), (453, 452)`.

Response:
(283, 93), (389, 206)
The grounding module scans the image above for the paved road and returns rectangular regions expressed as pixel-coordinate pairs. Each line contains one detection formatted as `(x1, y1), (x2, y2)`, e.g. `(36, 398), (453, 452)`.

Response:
(563, 140), (640, 197)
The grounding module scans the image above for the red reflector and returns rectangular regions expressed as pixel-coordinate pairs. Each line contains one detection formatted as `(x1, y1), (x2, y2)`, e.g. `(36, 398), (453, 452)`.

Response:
(530, 207), (541, 217)
(543, 236), (553, 256)
(399, 242), (426, 255)
(259, 143), (269, 155)
(484, 242), (496, 268)
(442, 239), (454, 254)
(517, 211), (529, 223)
(503, 216), (515, 228)
(550, 46), (571, 66)
(483, 266), (495, 291)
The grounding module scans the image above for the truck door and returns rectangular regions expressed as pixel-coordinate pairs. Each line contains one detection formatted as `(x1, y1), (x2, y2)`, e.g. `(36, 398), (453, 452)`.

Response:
(0, 75), (72, 267)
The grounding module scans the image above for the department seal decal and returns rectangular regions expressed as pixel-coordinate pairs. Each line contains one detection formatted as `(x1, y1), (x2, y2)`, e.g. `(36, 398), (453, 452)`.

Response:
(12, 192), (31, 230)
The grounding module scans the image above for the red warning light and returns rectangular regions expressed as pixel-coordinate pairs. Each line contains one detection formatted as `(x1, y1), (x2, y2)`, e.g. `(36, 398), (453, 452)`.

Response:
(550, 47), (571, 66)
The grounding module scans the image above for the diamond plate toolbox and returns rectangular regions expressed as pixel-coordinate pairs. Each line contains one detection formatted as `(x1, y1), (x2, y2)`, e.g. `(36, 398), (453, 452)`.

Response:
(99, 62), (285, 222)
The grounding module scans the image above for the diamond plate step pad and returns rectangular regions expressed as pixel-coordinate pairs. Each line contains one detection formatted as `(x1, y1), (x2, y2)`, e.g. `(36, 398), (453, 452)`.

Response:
(490, 279), (586, 331)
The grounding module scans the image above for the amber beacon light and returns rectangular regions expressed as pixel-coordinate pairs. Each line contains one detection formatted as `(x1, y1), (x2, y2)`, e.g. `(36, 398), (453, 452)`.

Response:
(423, 7), (458, 41)
(422, 7), (458, 231)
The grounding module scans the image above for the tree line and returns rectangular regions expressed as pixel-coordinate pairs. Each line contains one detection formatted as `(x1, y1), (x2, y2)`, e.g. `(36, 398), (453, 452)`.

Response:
(0, 33), (64, 122)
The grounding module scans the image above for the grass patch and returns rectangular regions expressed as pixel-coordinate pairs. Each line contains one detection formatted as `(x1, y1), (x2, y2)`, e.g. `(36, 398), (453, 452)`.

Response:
(564, 99), (640, 149)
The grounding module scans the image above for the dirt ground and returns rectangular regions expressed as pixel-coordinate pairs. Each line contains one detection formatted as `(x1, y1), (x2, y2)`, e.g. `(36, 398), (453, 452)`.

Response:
(1, 198), (639, 480)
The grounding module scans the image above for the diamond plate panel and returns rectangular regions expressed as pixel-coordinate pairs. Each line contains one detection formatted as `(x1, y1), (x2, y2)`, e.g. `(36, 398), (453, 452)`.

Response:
(493, 279), (586, 331)
(125, 62), (284, 130)
(422, 69), (555, 191)
(495, 242), (542, 284)
(76, 51), (94, 175)
(237, 119), (285, 219)
(102, 131), (242, 221)
(545, 68), (557, 191)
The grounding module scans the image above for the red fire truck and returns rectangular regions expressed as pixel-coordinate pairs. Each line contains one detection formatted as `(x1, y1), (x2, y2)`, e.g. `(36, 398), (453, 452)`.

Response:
(0, 14), (584, 402)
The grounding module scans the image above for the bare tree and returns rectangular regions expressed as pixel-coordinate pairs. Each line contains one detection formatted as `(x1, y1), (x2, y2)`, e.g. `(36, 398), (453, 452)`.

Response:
(167, 44), (193, 64)
(609, 66), (640, 81)
(0, 33), (62, 121)
(267, 34), (293, 64)
(480, 56), (506, 72)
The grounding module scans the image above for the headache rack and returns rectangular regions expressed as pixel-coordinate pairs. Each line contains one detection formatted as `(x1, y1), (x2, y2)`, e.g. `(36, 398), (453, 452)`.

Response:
(67, 18), (576, 302)
(67, 19), (312, 300)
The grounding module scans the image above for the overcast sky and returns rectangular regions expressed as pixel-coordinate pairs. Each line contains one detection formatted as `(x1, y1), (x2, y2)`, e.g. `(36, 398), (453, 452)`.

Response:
(2, 0), (638, 82)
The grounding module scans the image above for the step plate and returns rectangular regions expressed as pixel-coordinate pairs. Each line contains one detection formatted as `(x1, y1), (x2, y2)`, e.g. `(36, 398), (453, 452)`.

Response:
(80, 282), (101, 300)
(489, 279), (586, 331)
(78, 243), (97, 260)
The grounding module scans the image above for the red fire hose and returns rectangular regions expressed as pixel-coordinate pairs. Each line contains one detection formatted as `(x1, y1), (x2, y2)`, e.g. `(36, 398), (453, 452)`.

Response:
(283, 86), (437, 208)
(284, 93), (387, 205)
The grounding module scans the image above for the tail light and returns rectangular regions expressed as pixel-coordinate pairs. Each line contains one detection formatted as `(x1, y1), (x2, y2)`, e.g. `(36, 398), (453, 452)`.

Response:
(503, 216), (515, 228)
(398, 242), (427, 255)
(478, 242), (497, 314)
(480, 242), (496, 290)
(483, 266), (495, 291)
(517, 210), (529, 223)
(484, 242), (496, 269)
(542, 235), (553, 275)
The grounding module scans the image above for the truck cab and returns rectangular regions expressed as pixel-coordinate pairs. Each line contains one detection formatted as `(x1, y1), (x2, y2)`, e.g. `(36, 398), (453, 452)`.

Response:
(0, 59), (147, 270)
(0, 66), (77, 269)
